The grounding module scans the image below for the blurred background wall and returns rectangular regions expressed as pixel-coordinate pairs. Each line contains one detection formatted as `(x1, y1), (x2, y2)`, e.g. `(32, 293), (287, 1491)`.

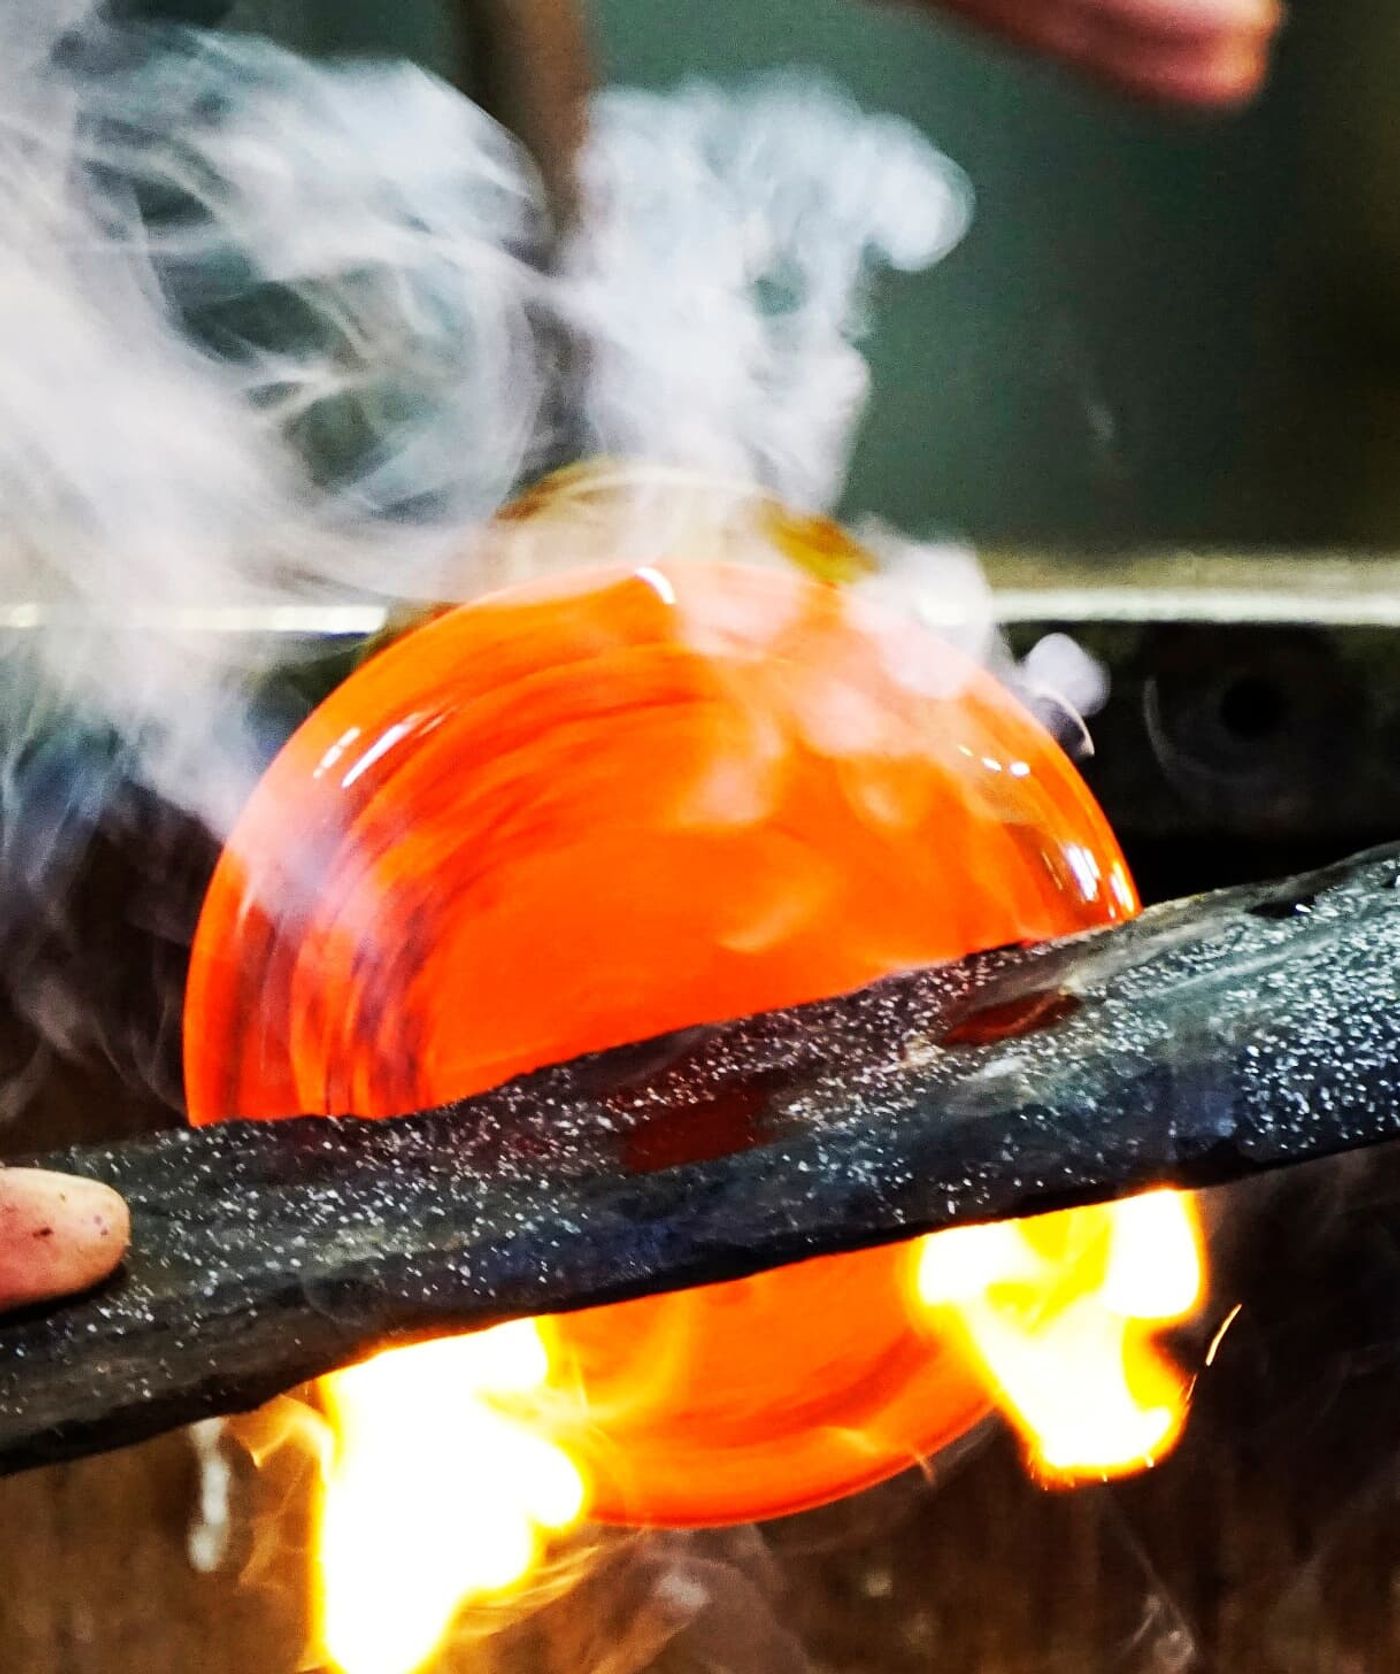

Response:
(225, 0), (1392, 550)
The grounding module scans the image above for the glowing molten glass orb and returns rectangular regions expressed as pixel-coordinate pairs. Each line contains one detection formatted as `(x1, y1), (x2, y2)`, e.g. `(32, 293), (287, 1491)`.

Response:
(185, 542), (1138, 1527)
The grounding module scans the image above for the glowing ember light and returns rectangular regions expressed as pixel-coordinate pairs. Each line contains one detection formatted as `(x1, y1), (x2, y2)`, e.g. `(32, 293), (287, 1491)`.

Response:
(184, 467), (1205, 1671)
(916, 1191), (1205, 1481)
(314, 1324), (584, 1674)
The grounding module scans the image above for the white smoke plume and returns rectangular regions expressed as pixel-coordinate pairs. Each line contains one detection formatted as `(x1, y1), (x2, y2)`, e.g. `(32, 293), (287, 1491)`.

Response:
(0, 8), (969, 809)
(563, 78), (970, 509)
(0, 4), (973, 1104)
(0, 14), (553, 820)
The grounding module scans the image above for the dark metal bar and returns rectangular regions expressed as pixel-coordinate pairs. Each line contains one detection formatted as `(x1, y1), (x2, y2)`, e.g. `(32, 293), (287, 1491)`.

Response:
(4, 842), (1400, 1475)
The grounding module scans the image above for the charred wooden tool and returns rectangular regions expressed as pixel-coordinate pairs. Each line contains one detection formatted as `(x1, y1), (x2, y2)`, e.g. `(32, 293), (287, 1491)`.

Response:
(4, 843), (1400, 1477)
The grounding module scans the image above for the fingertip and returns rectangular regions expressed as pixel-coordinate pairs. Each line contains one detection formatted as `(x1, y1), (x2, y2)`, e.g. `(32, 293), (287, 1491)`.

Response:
(1117, 0), (1283, 43)
(0, 1168), (130, 1310)
(1147, 39), (1273, 106)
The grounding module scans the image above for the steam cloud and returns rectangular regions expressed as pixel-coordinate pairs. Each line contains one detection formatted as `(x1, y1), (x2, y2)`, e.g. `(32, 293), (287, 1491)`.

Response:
(564, 77), (969, 507)
(0, 2), (973, 1111)
(0, 8), (970, 803)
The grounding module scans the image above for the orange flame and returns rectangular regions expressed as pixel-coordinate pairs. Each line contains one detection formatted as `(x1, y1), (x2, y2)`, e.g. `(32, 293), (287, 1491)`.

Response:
(313, 1326), (585, 1674)
(916, 1191), (1205, 1481)
(307, 1189), (1205, 1674)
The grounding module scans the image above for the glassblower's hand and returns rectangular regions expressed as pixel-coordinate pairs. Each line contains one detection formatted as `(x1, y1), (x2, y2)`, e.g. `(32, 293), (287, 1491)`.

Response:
(895, 0), (1283, 105)
(0, 1168), (129, 1313)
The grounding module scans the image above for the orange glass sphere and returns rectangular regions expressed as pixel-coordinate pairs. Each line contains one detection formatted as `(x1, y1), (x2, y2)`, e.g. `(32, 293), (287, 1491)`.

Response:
(185, 523), (1135, 1527)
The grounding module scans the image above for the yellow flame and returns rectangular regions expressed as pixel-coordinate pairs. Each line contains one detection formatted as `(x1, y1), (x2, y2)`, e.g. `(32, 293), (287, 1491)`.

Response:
(309, 1194), (1203, 1674)
(313, 1323), (586, 1674)
(915, 1191), (1204, 1481)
